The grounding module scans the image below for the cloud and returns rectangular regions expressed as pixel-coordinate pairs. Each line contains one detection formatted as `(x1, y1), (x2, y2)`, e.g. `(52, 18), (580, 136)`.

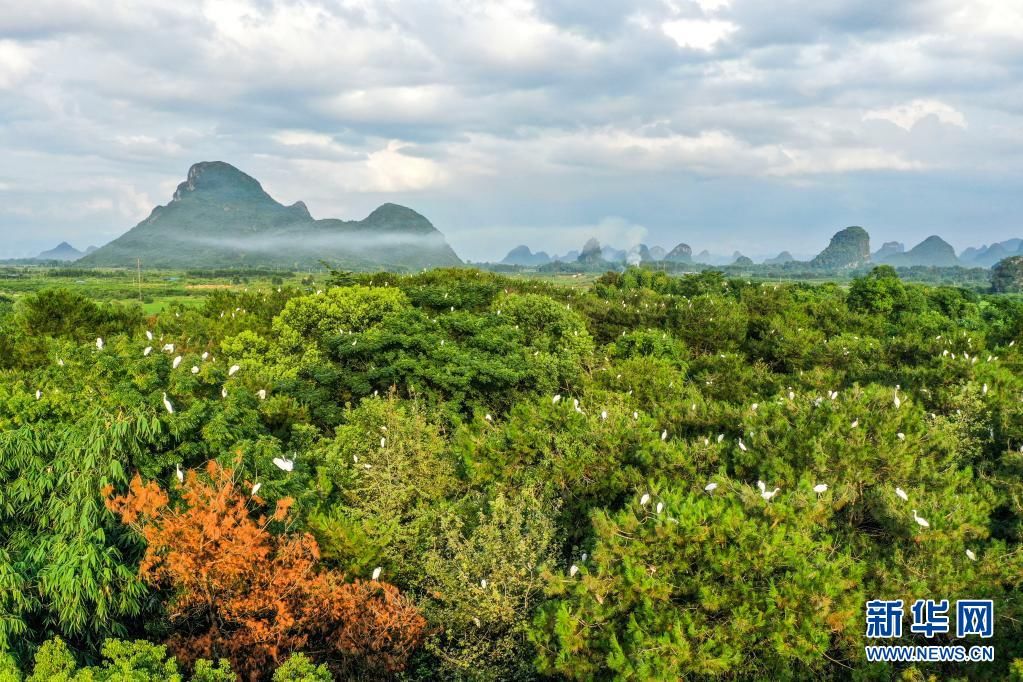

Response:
(661, 19), (737, 51)
(863, 99), (968, 131)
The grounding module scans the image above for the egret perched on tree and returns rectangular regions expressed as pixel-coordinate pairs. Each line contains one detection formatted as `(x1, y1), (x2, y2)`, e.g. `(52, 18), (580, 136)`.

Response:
(163, 344), (174, 353)
(146, 330), (153, 341)
(813, 483), (828, 497)
(257, 389), (267, 400)
(552, 394), (562, 404)
(272, 456), (294, 472)
(229, 364), (240, 376)
(850, 419), (859, 428)
(480, 579), (488, 588)
(893, 391), (901, 409)
(600, 410), (608, 420)
(895, 487), (909, 502)
(176, 464), (184, 483)
(380, 437), (386, 448)
(656, 501), (664, 514)
(202, 352), (209, 360)
(35, 390), (41, 400)
(191, 366), (199, 374)
(172, 356), (183, 369)
(717, 433), (724, 443)
(569, 565), (579, 577)
(738, 438), (747, 452)
(758, 480), (780, 501)
(143, 346), (152, 356)
(251, 481), (261, 496)
(897, 432), (905, 440)
(372, 567), (382, 580)
(639, 492), (651, 506)
(965, 549), (977, 561)
(705, 482), (718, 493)
(912, 509), (930, 528)
(162, 393), (174, 414)
(221, 387), (228, 399)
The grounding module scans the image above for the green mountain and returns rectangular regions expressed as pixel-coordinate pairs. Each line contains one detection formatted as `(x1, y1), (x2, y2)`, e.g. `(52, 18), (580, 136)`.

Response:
(809, 226), (870, 269)
(501, 245), (551, 266)
(879, 235), (959, 267)
(37, 242), (85, 262)
(763, 250), (794, 265)
(80, 161), (462, 271)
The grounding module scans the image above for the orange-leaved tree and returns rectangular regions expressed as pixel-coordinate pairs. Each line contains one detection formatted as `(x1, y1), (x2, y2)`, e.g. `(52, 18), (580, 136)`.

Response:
(104, 462), (425, 680)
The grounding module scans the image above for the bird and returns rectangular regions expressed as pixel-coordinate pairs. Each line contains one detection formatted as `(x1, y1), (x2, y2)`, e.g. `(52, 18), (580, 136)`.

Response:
(191, 366), (199, 374)
(201, 352), (209, 360)
(982, 383), (989, 395)
(96, 337), (103, 350)
(965, 549), (977, 561)
(172, 356), (183, 369)
(485, 413), (492, 422)
(569, 564), (579, 577)
(656, 501), (664, 514)
(893, 391), (901, 408)
(176, 464), (184, 483)
(552, 394), (562, 404)
(639, 493), (651, 506)
(143, 346), (152, 356)
(272, 457), (294, 472)
(162, 393), (174, 414)
(600, 410), (608, 420)
(35, 389), (42, 400)
(372, 567), (382, 580)
(229, 365), (240, 376)
(221, 387), (228, 399)
(761, 487), (780, 501)
(912, 510), (930, 528)
(738, 438), (747, 452)
(257, 389), (267, 400)
(897, 432), (905, 440)
(661, 429), (668, 441)
(705, 482), (718, 493)
(251, 482), (262, 496)
(380, 437), (386, 448)
(895, 487), (909, 502)
(163, 343), (174, 353)
(717, 433), (724, 443)
(57, 358), (64, 367)
(480, 579), (488, 588)
(850, 419), (859, 428)
(146, 330), (153, 341)
(813, 483), (828, 495)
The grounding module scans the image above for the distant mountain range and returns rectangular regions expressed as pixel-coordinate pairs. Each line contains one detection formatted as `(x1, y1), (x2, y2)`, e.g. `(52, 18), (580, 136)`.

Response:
(75, 161), (461, 270)
(499, 228), (1023, 270)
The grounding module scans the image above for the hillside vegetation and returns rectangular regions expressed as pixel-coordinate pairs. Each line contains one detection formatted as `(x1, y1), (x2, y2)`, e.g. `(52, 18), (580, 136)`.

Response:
(1, 266), (1022, 680)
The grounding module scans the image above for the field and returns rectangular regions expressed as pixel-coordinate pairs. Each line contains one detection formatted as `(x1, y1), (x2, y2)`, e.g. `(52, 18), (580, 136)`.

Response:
(1, 265), (1022, 680)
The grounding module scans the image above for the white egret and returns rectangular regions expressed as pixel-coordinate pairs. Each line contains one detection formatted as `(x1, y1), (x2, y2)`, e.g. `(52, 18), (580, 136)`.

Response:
(146, 330), (153, 341)
(257, 389), (267, 400)
(895, 487), (909, 502)
(176, 464), (184, 483)
(96, 337), (103, 350)
(851, 419), (859, 428)
(569, 565), (579, 577)
(221, 387), (228, 399)
(35, 390), (41, 400)
(705, 482), (718, 493)
(600, 410), (608, 420)
(172, 356), (183, 369)
(272, 457), (294, 472)
(656, 501), (664, 514)
(480, 579), (488, 588)
(143, 346), (152, 356)
(485, 414), (493, 422)
(661, 429), (668, 441)
(965, 549), (976, 561)
(552, 394), (562, 404)
(717, 433), (724, 443)
(912, 510), (930, 528)
(162, 393), (174, 414)
(893, 392), (901, 409)
(813, 483), (828, 496)
(380, 437), (386, 448)
(251, 482), (262, 496)
(229, 365), (240, 376)
(639, 493), (651, 506)
(202, 352), (209, 360)
(897, 432), (905, 440)
(372, 567), (382, 580)
(191, 366), (199, 374)
(738, 438), (747, 452)
(982, 383), (988, 395)
(761, 486), (780, 501)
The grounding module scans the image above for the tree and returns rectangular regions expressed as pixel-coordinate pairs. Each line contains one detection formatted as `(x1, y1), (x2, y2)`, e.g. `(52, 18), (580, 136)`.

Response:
(991, 256), (1023, 293)
(105, 462), (426, 679)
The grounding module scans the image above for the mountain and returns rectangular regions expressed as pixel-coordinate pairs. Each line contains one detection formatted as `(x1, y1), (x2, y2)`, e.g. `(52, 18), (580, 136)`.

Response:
(501, 245), (551, 266)
(733, 255), (754, 266)
(665, 243), (692, 263)
(80, 161), (462, 271)
(37, 242), (85, 261)
(872, 241), (905, 262)
(763, 251), (794, 265)
(552, 250), (579, 262)
(880, 235), (959, 267)
(648, 246), (667, 261)
(85, 246), (99, 254)
(578, 238), (604, 265)
(961, 239), (1022, 267)
(809, 226), (870, 269)
(600, 245), (626, 262)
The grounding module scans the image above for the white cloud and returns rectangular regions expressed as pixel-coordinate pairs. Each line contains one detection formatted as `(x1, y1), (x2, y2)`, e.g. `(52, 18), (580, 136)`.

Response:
(863, 99), (968, 131)
(0, 41), (34, 89)
(661, 19), (737, 50)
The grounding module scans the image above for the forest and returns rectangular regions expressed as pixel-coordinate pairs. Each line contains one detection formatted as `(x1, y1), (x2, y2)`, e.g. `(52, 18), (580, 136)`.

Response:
(0, 265), (1022, 680)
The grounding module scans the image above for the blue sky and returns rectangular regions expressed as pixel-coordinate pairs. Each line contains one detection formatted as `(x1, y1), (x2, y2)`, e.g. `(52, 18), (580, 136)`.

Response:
(1, 0), (1022, 261)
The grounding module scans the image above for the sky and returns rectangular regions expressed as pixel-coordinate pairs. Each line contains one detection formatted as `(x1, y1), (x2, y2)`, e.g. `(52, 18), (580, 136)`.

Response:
(1, 0), (1022, 262)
